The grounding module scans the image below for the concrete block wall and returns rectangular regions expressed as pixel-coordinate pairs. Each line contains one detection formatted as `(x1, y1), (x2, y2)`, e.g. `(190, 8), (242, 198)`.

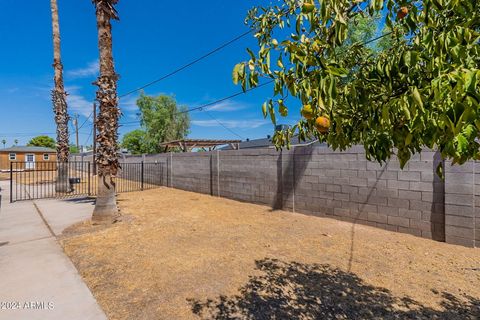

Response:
(168, 153), (212, 195)
(218, 149), (280, 205)
(444, 161), (479, 247)
(278, 146), (445, 241)
(72, 146), (479, 247)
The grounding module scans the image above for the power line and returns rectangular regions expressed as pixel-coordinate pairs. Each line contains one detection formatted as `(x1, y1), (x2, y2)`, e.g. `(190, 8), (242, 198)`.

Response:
(84, 128), (93, 147)
(203, 110), (244, 139)
(180, 81), (274, 115)
(118, 30), (252, 98)
(119, 80), (274, 126)
(364, 31), (393, 46)
(78, 111), (93, 130)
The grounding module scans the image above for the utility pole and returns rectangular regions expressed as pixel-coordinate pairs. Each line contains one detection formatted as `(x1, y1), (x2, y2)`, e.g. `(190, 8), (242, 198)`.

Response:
(93, 103), (97, 175)
(73, 113), (79, 152)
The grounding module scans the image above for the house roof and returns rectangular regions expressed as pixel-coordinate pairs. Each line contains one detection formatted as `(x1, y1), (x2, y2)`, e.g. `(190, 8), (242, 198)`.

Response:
(0, 146), (56, 153)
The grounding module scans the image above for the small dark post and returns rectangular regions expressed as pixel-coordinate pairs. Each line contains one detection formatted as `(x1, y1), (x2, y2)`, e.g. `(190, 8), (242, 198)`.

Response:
(87, 161), (91, 196)
(9, 162), (13, 203)
(141, 161), (144, 191)
(92, 102), (97, 175)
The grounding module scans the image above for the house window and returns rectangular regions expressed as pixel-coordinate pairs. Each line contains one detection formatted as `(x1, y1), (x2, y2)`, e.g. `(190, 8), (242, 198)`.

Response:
(9, 153), (16, 160)
(43, 154), (49, 161)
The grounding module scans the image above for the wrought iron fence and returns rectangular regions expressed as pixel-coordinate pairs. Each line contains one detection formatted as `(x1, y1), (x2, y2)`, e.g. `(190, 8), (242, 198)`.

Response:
(9, 161), (164, 202)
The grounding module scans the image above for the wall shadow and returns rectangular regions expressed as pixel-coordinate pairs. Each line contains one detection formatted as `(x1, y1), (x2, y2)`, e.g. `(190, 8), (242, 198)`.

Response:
(189, 258), (479, 320)
(432, 151), (446, 241)
(348, 162), (388, 271)
(272, 145), (314, 210)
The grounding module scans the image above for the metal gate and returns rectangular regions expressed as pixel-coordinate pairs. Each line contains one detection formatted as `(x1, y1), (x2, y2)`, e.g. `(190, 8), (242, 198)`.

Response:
(9, 161), (164, 202)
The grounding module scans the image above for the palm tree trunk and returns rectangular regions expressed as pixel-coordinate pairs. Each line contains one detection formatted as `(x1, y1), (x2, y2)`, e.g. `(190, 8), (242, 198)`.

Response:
(50, 0), (70, 192)
(92, 0), (120, 223)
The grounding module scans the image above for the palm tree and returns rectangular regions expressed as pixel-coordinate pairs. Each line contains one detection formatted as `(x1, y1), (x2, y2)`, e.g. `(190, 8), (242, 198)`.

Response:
(1, 139), (6, 149)
(50, 0), (70, 192)
(91, 0), (120, 222)
(14, 139), (18, 146)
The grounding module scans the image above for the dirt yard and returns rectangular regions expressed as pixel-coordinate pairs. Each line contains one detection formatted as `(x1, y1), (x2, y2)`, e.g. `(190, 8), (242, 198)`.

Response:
(61, 187), (480, 320)
(0, 172), (10, 180)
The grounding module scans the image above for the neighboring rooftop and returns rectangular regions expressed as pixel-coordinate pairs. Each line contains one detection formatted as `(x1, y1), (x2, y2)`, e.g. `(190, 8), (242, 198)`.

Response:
(0, 146), (56, 153)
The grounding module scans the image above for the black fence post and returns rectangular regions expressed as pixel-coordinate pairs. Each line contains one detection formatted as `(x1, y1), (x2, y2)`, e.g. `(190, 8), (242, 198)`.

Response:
(88, 161), (91, 196)
(9, 162), (13, 203)
(141, 161), (144, 191)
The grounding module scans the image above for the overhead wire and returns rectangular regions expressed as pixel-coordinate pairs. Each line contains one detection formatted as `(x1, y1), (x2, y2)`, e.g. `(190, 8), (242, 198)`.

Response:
(119, 80), (274, 125)
(78, 111), (93, 130)
(118, 30), (252, 98)
(118, 80), (274, 138)
(84, 128), (93, 147)
(203, 110), (245, 139)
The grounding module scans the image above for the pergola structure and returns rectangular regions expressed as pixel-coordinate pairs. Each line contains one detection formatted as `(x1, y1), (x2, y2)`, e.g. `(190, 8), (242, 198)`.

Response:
(159, 139), (241, 152)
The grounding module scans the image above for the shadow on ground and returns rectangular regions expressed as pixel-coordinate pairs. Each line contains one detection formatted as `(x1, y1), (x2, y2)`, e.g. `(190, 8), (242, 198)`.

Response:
(189, 258), (479, 320)
(62, 197), (96, 205)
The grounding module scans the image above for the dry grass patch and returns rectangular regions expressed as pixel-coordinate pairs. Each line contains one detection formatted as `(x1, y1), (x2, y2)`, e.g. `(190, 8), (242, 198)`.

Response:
(61, 187), (480, 319)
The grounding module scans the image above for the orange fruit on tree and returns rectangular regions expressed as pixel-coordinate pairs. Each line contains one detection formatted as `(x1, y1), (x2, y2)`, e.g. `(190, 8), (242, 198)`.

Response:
(302, 2), (315, 13)
(301, 104), (315, 119)
(315, 116), (330, 134)
(397, 6), (408, 20)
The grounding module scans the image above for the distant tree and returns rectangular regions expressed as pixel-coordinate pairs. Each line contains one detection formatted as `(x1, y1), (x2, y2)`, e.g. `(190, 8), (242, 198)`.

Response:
(13, 139), (19, 146)
(28, 135), (56, 149)
(377, 26), (394, 52)
(336, 13), (379, 55)
(69, 145), (79, 153)
(1, 139), (6, 148)
(136, 94), (190, 153)
(121, 129), (147, 155)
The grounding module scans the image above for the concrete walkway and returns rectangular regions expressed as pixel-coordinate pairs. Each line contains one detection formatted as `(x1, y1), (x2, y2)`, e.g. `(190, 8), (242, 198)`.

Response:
(0, 181), (106, 320)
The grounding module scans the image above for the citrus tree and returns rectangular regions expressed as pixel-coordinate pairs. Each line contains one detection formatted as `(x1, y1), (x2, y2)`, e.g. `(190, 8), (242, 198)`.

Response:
(233, 0), (480, 170)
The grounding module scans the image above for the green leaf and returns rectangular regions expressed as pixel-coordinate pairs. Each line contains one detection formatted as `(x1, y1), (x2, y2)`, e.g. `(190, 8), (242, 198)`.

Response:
(261, 102), (267, 118)
(405, 133), (413, 146)
(436, 162), (444, 180)
(412, 87), (423, 110)
(268, 100), (276, 125)
(403, 51), (418, 67)
(232, 63), (242, 85)
(277, 57), (284, 68)
(456, 133), (468, 154)
(462, 124), (475, 139)
(465, 70), (478, 93)
(278, 100), (288, 117)
(326, 66), (348, 77)
(246, 48), (256, 62)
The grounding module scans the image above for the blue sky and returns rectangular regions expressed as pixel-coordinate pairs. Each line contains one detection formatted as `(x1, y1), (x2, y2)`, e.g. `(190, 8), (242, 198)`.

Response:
(0, 0), (298, 147)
